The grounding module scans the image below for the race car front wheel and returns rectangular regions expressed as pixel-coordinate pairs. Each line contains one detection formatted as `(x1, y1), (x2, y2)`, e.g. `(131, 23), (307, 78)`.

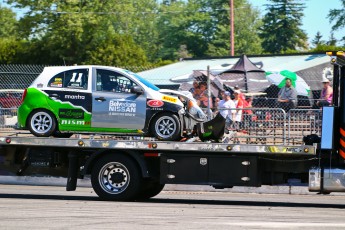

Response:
(151, 112), (181, 141)
(28, 110), (56, 137)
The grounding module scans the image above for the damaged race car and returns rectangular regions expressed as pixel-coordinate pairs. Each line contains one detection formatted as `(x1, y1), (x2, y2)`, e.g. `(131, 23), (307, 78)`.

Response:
(17, 65), (207, 141)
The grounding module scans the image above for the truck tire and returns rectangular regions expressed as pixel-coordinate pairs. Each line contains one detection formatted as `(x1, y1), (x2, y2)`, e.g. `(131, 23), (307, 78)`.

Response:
(91, 154), (142, 201)
(28, 110), (56, 137)
(137, 180), (165, 200)
(151, 112), (181, 141)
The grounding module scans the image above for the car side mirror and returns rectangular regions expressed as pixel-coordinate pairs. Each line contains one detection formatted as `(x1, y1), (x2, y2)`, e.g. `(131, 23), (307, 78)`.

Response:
(131, 86), (144, 94)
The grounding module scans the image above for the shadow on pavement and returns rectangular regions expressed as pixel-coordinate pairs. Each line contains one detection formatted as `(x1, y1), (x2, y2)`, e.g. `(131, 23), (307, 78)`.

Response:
(0, 193), (344, 209)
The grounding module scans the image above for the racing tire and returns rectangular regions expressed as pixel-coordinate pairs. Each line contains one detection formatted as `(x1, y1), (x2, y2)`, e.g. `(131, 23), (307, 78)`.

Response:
(137, 180), (165, 200)
(91, 154), (143, 201)
(151, 112), (181, 141)
(28, 110), (56, 137)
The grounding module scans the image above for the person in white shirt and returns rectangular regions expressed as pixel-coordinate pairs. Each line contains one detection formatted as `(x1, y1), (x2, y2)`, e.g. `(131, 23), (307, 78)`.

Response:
(216, 91), (236, 129)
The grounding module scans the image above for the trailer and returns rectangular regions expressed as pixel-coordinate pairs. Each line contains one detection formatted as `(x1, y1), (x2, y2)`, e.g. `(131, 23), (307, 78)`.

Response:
(0, 51), (344, 201)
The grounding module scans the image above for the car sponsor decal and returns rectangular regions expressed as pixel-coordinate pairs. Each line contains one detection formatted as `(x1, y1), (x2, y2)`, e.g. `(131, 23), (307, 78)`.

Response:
(147, 100), (164, 108)
(162, 95), (177, 103)
(50, 77), (63, 88)
(61, 119), (87, 125)
(109, 99), (136, 117)
(43, 90), (92, 113)
(59, 109), (84, 119)
(64, 94), (85, 100)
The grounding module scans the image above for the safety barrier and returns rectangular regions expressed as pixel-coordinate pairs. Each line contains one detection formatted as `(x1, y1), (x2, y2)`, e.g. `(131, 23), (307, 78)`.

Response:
(216, 107), (322, 145)
(0, 107), (323, 146)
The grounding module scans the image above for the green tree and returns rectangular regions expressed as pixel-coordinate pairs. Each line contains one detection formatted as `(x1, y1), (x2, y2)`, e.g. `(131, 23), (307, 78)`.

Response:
(8, 0), (150, 65)
(206, 0), (263, 56)
(327, 32), (337, 46)
(0, 6), (23, 64)
(311, 31), (325, 47)
(328, 0), (345, 31)
(259, 0), (308, 54)
(156, 0), (213, 60)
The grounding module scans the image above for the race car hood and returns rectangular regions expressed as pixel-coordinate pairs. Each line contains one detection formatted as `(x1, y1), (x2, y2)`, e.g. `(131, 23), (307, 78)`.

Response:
(159, 89), (194, 101)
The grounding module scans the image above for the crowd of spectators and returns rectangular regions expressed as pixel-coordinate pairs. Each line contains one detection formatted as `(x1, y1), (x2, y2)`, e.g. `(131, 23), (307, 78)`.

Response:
(189, 76), (333, 132)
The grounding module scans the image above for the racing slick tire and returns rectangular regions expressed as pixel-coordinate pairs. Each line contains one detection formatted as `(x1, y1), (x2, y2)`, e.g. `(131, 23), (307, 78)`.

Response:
(91, 154), (143, 201)
(28, 109), (57, 137)
(151, 112), (181, 141)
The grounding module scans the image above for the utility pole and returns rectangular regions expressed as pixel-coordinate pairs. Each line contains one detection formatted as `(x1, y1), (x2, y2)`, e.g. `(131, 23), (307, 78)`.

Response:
(230, 0), (234, 56)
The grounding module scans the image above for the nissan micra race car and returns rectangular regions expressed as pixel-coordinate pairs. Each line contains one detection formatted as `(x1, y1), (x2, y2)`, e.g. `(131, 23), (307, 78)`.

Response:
(17, 65), (206, 141)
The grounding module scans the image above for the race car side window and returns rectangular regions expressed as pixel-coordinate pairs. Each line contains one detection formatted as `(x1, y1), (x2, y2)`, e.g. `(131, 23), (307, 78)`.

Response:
(48, 69), (89, 89)
(96, 69), (137, 93)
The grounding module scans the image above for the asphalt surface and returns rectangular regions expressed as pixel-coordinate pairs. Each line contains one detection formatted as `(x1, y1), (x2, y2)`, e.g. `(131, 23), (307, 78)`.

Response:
(0, 184), (344, 229)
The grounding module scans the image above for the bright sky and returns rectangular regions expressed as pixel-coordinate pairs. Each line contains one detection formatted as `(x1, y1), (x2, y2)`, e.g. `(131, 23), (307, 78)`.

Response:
(249, 0), (344, 46)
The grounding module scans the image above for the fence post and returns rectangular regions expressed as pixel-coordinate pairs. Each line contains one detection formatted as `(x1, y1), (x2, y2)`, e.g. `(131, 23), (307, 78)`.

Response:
(207, 65), (212, 120)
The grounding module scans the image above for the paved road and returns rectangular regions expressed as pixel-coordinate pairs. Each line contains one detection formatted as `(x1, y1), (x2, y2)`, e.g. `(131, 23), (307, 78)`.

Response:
(0, 184), (344, 229)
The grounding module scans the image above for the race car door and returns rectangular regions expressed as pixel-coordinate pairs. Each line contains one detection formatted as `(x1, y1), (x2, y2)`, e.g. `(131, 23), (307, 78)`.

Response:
(91, 68), (147, 129)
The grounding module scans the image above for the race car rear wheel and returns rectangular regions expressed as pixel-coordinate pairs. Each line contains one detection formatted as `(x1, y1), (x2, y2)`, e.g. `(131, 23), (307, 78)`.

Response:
(28, 110), (56, 137)
(151, 112), (181, 141)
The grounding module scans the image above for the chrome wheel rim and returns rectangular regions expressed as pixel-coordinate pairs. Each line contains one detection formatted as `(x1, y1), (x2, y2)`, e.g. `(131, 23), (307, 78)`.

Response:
(98, 162), (130, 194)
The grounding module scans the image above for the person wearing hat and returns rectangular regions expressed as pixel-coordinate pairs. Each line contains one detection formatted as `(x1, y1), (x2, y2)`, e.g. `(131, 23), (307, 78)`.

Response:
(216, 91), (236, 129)
(317, 77), (333, 107)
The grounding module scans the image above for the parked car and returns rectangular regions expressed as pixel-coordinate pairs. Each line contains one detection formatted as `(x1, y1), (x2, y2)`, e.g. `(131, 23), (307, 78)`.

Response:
(0, 89), (24, 127)
(17, 65), (206, 140)
(0, 89), (23, 109)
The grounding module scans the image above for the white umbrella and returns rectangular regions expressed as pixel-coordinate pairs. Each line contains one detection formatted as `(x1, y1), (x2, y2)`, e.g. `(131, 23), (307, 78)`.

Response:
(265, 70), (311, 96)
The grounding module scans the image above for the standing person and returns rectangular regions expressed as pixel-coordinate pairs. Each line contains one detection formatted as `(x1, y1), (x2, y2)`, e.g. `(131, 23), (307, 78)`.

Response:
(234, 85), (246, 102)
(217, 91), (236, 130)
(198, 82), (213, 109)
(189, 81), (200, 99)
(233, 90), (244, 130)
(277, 78), (297, 112)
(316, 77), (333, 107)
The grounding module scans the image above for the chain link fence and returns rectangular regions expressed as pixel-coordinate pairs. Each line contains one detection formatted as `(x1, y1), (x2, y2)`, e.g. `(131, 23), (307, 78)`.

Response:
(0, 65), (325, 145)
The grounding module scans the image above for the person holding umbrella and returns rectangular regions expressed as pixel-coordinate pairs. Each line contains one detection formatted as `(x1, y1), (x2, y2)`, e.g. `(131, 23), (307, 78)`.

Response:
(277, 78), (297, 112)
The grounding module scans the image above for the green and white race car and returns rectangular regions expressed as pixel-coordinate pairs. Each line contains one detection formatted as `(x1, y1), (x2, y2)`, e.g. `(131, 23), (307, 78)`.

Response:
(17, 65), (206, 141)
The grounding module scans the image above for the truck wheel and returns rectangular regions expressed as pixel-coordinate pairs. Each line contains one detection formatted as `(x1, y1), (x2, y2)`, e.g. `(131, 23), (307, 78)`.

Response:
(137, 180), (165, 200)
(28, 110), (56, 137)
(91, 155), (142, 201)
(151, 113), (181, 141)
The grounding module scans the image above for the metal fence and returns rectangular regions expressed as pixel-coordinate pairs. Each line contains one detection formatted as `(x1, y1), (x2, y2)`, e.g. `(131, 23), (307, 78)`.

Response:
(0, 107), (322, 146)
(216, 107), (322, 146)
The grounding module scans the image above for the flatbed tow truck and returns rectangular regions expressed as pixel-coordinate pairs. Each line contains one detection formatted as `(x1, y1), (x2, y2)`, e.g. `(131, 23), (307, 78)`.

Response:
(0, 51), (344, 201)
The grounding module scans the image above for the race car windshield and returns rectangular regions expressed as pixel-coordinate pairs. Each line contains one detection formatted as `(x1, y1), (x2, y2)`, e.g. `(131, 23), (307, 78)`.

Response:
(125, 71), (160, 91)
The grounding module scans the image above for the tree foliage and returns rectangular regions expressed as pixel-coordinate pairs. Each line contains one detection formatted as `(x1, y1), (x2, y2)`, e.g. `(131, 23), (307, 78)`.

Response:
(2, 0), (343, 65)
(311, 31), (325, 47)
(205, 0), (263, 56)
(328, 0), (345, 31)
(259, 0), (308, 54)
(7, 0), (150, 66)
